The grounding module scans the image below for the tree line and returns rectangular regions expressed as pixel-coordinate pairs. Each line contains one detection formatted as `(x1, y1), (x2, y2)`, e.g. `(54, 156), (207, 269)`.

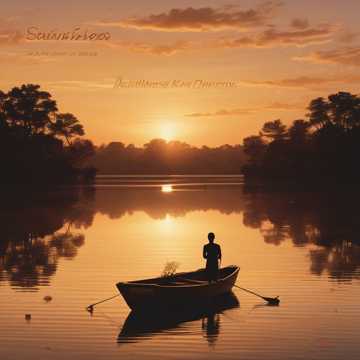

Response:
(0, 84), (96, 185)
(242, 92), (360, 184)
(2, 84), (358, 182)
(91, 139), (246, 174)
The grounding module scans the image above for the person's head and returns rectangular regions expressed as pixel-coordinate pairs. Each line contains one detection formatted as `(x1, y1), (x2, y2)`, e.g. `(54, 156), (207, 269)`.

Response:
(208, 232), (215, 243)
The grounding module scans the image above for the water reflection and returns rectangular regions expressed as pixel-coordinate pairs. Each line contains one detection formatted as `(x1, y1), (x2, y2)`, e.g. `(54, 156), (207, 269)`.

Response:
(0, 189), (94, 290)
(1, 181), (360, 289)
(243, 190), (360, 281)
(202, 313), (220, 347)
(117, 292), (239, 346)
(92, 186), (360, 282)
(161, 184), (173, 193)
(94, 187), (245, 220)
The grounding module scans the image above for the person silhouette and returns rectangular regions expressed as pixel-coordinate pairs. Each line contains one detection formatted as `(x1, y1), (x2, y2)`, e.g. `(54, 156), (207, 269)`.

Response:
(203, 232), (222, 282)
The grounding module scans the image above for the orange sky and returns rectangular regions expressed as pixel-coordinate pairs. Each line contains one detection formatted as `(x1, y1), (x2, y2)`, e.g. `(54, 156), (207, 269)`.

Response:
(1, 0), (360, 146)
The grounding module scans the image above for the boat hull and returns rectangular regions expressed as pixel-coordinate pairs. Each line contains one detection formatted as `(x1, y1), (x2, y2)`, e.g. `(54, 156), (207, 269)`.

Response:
(116, 266), (239, 311)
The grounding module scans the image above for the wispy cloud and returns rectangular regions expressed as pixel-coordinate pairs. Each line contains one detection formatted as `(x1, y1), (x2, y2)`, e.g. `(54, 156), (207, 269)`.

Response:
(290, 18), (310, 30)
(0, 29), (24, 46)
(101, 22), (337, 56)
(216, 23), (336, 48)
(185, 102), (304, 117)
(94, 2), (283, 32)
(241, 74), (360, 89)
(337, 30), (359, 44)
(186, 108), (254, 117)
(104, 39), (192, 55)
(0, 15), (25, 47)
(295, 46), (360, 67)
(45, 80), (112, 91)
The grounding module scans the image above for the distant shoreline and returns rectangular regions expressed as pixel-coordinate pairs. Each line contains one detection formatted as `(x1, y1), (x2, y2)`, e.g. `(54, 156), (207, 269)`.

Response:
(96, 174), (244, 177)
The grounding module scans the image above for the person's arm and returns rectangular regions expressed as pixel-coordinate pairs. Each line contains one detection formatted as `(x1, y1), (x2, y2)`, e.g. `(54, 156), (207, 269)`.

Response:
(203, 245), (207, 259)
(218, 245), (222, 260)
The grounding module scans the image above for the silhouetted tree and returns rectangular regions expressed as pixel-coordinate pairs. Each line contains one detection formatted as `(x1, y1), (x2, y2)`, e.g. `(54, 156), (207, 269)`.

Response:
(308, 92), (360, 131)
(328, 92), (360, 130)
(243, 136), (266, 165)
(243, 92), (360, 183)
(68, 139), (95, 166)
(0, 84), (96, 185)
(91, 140), (246, 174)
(288, 119), (310, 144)
(260, 119), (287, 141)
(307, 97), (330, 130)
(2, 84), (57, 137)
(48, 113), (84, 145)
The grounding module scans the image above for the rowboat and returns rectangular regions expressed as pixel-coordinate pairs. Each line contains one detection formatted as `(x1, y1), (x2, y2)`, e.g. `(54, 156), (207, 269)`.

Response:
(116, 265), (239, 311)
(117, 292), (239, 344)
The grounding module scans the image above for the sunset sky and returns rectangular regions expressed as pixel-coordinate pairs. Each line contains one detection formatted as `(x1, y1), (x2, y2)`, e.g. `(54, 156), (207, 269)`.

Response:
(1, 0), (360, 146)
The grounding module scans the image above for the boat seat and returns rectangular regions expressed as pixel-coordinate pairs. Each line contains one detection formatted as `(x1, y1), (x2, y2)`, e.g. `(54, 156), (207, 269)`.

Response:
(160, 281), (190, 286)
(177, 277), (208, 284)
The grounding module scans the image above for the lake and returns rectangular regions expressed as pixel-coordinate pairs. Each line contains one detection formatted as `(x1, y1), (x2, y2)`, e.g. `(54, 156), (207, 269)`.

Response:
(1, 176), (360, 360)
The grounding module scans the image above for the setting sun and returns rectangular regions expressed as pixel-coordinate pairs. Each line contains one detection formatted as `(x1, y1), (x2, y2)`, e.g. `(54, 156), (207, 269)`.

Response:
(159, 123), (176, 142)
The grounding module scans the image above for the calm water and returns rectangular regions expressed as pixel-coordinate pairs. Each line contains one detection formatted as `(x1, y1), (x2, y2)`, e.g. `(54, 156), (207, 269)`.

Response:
(1, 176), (360, 360)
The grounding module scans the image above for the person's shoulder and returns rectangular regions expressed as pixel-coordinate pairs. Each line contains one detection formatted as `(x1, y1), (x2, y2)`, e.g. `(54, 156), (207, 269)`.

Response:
(216, 243), (221, 249)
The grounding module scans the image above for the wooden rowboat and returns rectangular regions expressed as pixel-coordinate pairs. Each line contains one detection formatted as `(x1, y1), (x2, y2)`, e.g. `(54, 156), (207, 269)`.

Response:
(116, 265), (240, 311)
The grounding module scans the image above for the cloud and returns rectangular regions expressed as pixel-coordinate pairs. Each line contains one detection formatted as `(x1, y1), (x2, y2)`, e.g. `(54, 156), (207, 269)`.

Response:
(337, 30), (359, 43)
(290, 18), (309, 30)
(45, 80), (112, 90)
(96, 2), (283, 32)
(102, 22), (337, 56)
(0, 29), (24, 46)
(216, 23), (336, 48)
(266, 102), (305, 110)
(104, 39), (192, 55)
(185, 102), (304, 117)
(295, 46), (360, 67)
(0, 16), (25, 46)
(241, 74), (360, 89)
(186, 108), (254, 117)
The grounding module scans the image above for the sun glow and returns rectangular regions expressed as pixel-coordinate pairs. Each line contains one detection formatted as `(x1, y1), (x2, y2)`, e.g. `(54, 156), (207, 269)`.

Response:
(161, 184), (173, 193)
(159, 123), (176, 142)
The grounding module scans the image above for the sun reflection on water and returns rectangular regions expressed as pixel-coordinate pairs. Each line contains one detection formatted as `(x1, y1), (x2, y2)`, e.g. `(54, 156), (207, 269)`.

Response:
(161, 184), (173, 193)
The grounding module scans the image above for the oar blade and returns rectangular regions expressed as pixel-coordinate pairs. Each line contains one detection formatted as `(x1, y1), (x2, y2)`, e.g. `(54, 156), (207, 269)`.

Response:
(263, 296), (280, 306)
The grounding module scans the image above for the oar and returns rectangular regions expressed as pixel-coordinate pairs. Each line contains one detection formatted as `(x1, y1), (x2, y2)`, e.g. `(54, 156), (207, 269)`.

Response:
(234, 285), (280, 305)
(86, 294), (119, 312)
